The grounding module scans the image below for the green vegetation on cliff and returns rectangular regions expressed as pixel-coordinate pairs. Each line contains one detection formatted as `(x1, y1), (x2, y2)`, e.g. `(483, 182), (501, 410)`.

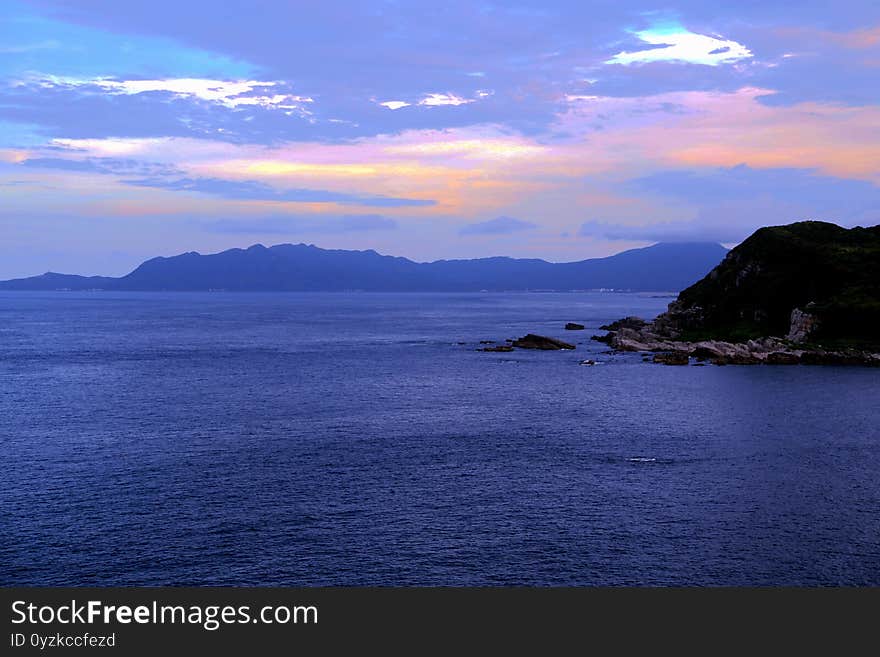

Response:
(669, 221), (880, 348)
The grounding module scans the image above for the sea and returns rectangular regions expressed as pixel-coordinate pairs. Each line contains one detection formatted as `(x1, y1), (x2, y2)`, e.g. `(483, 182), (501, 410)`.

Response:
(1, 291), (878, 586)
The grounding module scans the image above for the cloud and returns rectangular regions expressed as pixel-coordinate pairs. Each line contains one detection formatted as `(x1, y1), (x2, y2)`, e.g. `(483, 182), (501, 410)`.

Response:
(123, 176), (436, 207)
(577, 218), (755, 243)
(18, 155), (436, 207)
(2, 0), (880, 278)
(21, 157), (96, 172)
(0, 40), (60, 54)
(8, 75), (313, 122)
(378, 92), (480, 111)
(204, 214), (398, 234)
(418, 93), (475, 107)
(578, 206), (880, 244)
(556, 88), (880, 183)
(459, 216), (537, 235)
(629, 165), (880, 209)
(88, 77), (313, 112)
(9, 0), (878, 148)
(22, 156), (179, 176)
(384, 137), (545, 159)
(0, 179), (41, 187)
(0, 2), (254, 80)
(606, 21), (753, 66)
(0, 77), (542, 144)
(578, 165), (880, 243)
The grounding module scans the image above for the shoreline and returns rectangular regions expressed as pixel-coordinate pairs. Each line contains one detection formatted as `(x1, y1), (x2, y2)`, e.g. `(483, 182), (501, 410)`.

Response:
(594, 318), (880, 366)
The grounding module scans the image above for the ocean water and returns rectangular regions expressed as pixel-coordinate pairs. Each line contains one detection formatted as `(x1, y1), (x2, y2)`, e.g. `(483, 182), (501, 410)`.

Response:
(1, 291), (879, 586)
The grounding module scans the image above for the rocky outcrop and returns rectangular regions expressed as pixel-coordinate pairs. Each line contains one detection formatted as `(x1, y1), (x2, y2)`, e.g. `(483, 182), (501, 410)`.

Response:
(511, 334), (575, 350)
(766, 351), (800, 365)
(599, 316), (647, 331)
(655, 221), (880, 348)
(565, 322), (585, 330)
(593, 323), (880, 366)
(653, 352), (689, 365)
(478, 333), (577, 352)
(786, 306), (820, 343)
(593, 221), (880, 366)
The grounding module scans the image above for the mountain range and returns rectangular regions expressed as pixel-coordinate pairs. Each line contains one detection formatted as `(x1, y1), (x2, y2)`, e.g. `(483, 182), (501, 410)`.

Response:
(0, 241), (729, 292)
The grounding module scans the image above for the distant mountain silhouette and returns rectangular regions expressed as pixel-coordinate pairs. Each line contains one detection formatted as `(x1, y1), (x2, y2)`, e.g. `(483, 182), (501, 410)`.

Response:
(0, 272), (118, 291)
(0, 242), (729, 292)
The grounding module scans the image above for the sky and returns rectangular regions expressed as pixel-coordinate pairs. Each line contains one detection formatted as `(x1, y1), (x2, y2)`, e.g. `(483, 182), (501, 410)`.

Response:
(1, 1), (879, 278)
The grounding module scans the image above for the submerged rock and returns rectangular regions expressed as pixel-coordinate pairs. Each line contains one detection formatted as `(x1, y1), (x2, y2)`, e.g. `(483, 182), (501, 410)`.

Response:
(511, 334), (576, 350)
(565, 322), (585, 330)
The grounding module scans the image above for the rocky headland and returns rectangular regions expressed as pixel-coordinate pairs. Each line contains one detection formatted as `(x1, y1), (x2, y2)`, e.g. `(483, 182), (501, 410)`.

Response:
(595, 221), (880, 366)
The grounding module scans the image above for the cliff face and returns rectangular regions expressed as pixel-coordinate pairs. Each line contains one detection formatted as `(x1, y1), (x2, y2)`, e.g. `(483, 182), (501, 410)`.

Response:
(654, 222), (880, 349)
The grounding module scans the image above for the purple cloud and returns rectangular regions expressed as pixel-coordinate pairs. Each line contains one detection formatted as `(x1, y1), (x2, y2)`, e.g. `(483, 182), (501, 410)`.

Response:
(459, 216), (537, 235)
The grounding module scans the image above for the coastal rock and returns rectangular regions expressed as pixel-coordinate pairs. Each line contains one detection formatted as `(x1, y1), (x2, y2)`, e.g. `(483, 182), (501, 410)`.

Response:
(511, 334), (575, 350)
(712, 354), (761, 365)
(651, 301), (704, 338)
(565, 322), (585, 331)
(569, 223), (879, 366)
(766, 351), (801, 365)
(653, 352), (689, 365)
(799, 350), (843, 365)
(613, 336), (653, 352)
(786, 307), (820, 343)
(691, 341), (729, 360)
(654, 222), (880, 348)
(600, 314), (877, 366)
(798, 350), (879, 366)
(599, 316), (646, 331)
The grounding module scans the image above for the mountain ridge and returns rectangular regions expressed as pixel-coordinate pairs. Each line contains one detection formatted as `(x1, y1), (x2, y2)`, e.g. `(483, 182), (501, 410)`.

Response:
(0, 241), (728, 292)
